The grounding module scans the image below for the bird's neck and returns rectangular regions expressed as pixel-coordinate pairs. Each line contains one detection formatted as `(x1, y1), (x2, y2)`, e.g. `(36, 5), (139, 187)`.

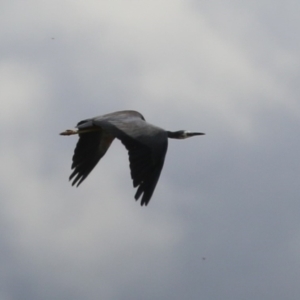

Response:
(167, 131), (185, 139)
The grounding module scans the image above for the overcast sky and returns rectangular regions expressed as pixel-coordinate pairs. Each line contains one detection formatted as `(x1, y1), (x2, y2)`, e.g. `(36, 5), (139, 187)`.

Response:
(1, 1), (300, 299)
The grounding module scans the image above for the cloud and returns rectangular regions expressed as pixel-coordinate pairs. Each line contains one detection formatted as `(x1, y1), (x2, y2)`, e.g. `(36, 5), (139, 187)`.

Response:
(1, 0), (300, 299)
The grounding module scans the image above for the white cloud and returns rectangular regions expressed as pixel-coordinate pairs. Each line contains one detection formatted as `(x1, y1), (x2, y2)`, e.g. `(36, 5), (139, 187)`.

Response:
(0, 61), (51, 126)
(1, 1), (300, 299)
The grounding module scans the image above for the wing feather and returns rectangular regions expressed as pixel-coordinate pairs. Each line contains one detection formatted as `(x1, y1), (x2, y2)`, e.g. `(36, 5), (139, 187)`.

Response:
(69, 124), (114, 187)
(67, 111), (168, 205)
(118, 131), (168, 206)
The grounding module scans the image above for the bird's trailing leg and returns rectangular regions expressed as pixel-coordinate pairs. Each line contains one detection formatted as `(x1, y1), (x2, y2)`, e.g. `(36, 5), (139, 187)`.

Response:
(60, 129), (78, 136)
(60, 127), (102, 136)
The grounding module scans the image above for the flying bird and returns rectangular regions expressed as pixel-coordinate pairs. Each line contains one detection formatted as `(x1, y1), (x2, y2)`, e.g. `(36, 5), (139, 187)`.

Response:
(60, 110), (204, 206)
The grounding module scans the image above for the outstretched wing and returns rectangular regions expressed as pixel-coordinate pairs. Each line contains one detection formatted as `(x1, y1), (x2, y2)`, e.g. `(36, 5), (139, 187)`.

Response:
(93, 112), (168, 205)
(69, 122), (114, 187)
(67, 110), (167, 205)
(121, 136), (168, 206)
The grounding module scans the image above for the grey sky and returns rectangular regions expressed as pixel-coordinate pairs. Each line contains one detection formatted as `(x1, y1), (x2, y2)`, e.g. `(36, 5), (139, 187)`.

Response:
(1, 0), (300, 299)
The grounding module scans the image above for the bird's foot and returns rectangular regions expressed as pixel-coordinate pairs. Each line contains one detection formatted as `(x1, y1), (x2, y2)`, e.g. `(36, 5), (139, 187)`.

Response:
(60, 129), (78, 136)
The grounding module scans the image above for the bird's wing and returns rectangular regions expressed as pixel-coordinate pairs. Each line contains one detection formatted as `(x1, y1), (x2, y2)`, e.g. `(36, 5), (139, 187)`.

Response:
(93, 113), (168, 205)
(121, 134), (168, 206)
(69, 120), (114, 187)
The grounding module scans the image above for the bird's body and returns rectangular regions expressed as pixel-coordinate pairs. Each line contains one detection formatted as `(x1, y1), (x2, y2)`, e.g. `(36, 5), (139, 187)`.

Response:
(60, 110), (204, 205)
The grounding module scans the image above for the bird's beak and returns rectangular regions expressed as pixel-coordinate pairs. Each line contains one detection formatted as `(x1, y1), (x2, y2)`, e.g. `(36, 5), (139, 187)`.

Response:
(187, 132), (205, 137)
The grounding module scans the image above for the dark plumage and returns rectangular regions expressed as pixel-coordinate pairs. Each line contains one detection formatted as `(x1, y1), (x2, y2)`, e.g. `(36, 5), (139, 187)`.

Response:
(60, 110), (204, 206)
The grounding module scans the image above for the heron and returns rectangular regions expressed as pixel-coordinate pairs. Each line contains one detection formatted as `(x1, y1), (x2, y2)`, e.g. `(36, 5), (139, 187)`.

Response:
(60, 110), (205, 206)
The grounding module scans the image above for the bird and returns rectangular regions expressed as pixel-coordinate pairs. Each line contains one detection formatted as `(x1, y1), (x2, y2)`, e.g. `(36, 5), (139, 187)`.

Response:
(60, 110), (205, 206)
